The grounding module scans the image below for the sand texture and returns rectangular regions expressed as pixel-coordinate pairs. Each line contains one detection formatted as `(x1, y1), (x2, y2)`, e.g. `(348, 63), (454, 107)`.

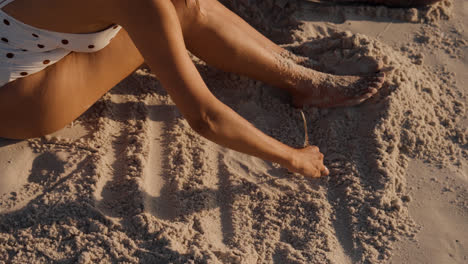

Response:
(1, 0), (467, 263)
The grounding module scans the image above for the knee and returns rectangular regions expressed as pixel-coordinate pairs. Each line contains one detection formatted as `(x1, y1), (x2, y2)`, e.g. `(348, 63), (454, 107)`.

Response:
(170, 0), (208, 29)
(170, 0), (203, 14)
(170, 0), (203, 10)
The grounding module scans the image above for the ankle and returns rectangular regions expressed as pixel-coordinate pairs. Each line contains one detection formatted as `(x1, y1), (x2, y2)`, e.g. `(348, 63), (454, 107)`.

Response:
(272, 51), (325, 95)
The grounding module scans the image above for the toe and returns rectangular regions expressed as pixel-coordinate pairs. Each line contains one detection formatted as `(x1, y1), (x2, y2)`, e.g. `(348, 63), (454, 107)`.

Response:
(376, 72), (385, 82)
(368, 72), (385, 92)
(368, 88), (378, 94)
(341, 92), (375, 107)
(362, 92), (375, 100)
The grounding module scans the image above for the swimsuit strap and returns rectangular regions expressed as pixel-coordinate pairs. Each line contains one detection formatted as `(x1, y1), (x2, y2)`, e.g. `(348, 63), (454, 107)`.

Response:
(0, 0), (16, 8)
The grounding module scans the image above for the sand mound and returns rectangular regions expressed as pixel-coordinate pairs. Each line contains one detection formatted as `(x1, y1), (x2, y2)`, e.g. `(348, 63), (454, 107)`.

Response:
(283, 28), (465, 262)
(1, 27), (465, 263)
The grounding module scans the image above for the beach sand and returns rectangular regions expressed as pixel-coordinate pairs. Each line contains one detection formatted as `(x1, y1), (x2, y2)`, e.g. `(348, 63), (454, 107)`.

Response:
(0, 0), (466, 263)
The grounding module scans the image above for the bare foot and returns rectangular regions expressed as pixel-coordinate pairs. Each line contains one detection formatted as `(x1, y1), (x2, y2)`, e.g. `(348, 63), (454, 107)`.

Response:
(274, 51), (385, 108)
(291, 70), (385, 108)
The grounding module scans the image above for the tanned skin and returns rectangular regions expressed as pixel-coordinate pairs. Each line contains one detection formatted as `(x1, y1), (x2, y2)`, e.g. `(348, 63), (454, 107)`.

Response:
(0, 0), (397, 177)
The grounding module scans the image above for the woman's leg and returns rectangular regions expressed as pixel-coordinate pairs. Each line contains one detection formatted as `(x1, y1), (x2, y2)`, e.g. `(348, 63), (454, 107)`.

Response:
(0, 29), (144, 139)
(0, 0), (383, 139)
(172, 0), (384, 108)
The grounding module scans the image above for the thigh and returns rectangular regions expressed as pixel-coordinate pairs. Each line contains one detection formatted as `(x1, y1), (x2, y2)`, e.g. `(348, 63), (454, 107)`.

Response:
(0, 29), (144, 139)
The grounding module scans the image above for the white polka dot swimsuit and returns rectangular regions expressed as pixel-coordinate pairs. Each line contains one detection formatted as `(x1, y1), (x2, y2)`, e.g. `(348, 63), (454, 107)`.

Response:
(0, 0), (121, 86)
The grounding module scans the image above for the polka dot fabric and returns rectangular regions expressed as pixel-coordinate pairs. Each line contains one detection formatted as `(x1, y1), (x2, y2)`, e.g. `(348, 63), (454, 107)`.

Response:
(0, 0), (121, 86)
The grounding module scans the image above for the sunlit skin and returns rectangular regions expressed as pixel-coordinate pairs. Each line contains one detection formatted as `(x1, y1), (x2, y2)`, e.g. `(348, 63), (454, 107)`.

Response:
(1, 0), (439, 178)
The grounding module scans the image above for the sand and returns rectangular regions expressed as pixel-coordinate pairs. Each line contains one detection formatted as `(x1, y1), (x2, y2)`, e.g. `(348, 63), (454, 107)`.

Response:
(0, 0), (467, 263)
